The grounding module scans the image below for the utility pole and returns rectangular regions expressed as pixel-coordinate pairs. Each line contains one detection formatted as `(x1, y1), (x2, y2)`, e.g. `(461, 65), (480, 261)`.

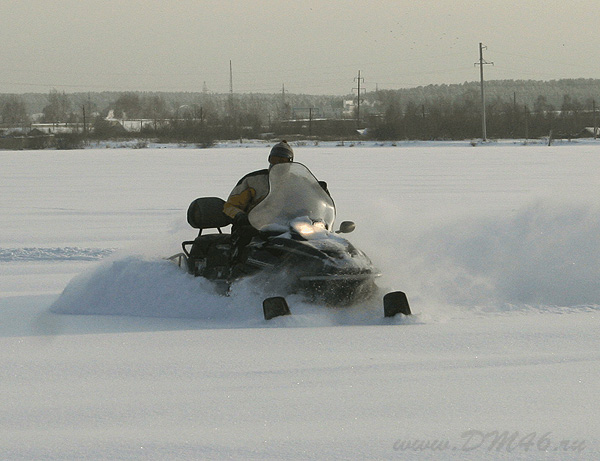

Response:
(513, 91), (517, 136)
(228, 59), (234, 121)
(281, 83), (289, 120)
(353, 70), (365, 127)
(228, 60), (238, 139)
(524, 104), (529, 143)
(228, 60), (234, 119)
(593, 99), (598, 139)
(475, 43), (493, 142)
(82, 105), (87, 137)
(87, 92), (92, 123)
(229, 60), (233, 95)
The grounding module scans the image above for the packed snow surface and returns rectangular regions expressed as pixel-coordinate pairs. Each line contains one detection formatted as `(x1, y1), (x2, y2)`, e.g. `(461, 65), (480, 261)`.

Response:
(1, 140), (599, 459)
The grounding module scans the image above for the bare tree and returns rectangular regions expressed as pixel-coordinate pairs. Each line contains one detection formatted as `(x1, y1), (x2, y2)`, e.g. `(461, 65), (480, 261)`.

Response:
(1, 95), (29, 125)
(42, 89), (72, 123)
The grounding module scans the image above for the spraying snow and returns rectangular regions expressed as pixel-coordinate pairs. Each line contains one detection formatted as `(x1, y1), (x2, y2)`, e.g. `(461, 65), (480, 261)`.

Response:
(375, 200), (600, 313)
(49, 196), (600, 325)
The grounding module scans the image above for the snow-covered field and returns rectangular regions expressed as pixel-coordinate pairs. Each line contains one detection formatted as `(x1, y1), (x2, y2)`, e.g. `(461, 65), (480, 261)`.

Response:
(1, 140), (599, 459)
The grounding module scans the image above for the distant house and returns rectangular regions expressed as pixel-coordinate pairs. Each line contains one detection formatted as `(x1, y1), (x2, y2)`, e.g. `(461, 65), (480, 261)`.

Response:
(26, 129), (54, 149)
(0, 128), (54, 150)
(30, 123), (83, 134)
(105, 110), (165, 133)
(122, 119), (157, 132)
(27, 128), (46, 137)
(343, 100), (356, 117)
(579, 127), (599, 138)
(105, 120), (128, 134)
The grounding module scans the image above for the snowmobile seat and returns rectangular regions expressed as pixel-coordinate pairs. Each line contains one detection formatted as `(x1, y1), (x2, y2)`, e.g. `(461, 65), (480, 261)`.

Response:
(187, 197), (232, 234)
(182, 197), (233, 277)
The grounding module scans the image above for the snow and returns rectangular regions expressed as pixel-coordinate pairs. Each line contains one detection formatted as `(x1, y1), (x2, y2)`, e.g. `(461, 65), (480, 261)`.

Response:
(1, 140), (599, 459)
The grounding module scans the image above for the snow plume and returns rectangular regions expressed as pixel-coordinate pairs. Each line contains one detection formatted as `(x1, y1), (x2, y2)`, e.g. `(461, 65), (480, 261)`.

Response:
(48, 199), (600, 325)
(398, 200), (600, 312)
(49, 252), (407, 327)
(48, 247), (414, 327)
(50, 256), (263, 324)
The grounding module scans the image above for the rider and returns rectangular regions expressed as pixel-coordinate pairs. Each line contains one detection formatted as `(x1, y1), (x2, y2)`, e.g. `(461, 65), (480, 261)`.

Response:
(223, 140), (295, 263)
(223, 140), (294, 226)
(223, 140), (328, 262)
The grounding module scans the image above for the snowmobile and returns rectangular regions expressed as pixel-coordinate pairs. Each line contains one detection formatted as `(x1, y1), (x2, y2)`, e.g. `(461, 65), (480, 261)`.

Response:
(169, 162), (410, 320)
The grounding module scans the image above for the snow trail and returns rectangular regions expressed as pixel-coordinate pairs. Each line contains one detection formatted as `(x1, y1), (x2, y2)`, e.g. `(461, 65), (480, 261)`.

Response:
(0, 247), (114, 262)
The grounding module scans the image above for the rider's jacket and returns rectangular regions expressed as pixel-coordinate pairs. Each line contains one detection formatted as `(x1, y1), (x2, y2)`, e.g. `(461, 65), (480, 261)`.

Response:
(223, 167), (330, 220)
(223, 169), (269, 219)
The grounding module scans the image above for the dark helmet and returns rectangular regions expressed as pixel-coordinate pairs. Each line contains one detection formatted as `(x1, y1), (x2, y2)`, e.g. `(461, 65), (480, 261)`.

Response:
(268, 140), (294, 162)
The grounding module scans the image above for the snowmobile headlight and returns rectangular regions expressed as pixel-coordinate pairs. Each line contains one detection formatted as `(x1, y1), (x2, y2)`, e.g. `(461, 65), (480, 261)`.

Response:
(293, 222), (315, 236)
(291, 220), (326, 237)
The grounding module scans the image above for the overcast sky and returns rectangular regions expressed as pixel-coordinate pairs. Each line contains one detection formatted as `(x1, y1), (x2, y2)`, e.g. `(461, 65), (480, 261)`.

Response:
(1, 0), (598, 95)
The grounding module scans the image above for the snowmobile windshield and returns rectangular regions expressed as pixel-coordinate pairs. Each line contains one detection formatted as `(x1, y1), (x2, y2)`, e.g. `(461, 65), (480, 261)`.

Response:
(248, 162), (335, 231)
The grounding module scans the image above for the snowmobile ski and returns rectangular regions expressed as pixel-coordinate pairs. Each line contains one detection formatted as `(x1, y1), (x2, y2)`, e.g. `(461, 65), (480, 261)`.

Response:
(263, 296), (291, 320)
(383, 291), (411, 317)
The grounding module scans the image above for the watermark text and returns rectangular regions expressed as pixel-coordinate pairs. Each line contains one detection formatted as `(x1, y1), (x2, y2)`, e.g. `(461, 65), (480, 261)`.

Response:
(394, 431), (586, 454)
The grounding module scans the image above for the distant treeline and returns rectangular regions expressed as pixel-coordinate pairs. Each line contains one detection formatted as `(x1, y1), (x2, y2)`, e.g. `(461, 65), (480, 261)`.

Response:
(2, 78), (600, 142)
